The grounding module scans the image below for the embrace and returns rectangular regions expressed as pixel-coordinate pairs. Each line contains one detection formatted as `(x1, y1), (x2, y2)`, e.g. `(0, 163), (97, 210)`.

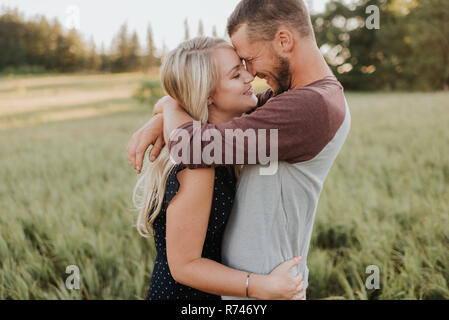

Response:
(127, 0), (350, 300)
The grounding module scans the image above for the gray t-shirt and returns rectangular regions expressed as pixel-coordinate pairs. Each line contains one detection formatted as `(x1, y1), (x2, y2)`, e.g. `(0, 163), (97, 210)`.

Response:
(168, 76), (351, 299)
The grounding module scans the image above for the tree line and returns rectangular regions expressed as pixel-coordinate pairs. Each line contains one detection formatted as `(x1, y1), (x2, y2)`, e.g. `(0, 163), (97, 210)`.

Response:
(0, 7), (165, 73)
(0, 8), (215, 74)
(313, 0), (449, 90)
(1, 1), (448, 91)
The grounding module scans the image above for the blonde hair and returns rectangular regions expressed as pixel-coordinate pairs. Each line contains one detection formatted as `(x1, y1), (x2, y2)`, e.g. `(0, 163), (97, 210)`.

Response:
(133, 37), (234, 237)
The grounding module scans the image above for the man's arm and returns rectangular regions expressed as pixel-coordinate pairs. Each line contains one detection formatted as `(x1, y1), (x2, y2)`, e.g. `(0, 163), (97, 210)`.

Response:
(126, 113), (164, 174)
(247, 88), (274, 114)
(127, 91), (273, 173)
(162, 99), (194, 145)
(165, 88), (332, 168)
(127, 82), (346, 172)
(161, 89), (273, 142)
(160, 89), (284, 169)
(165, 86), (346, 169)
(126, 96), (192, 174)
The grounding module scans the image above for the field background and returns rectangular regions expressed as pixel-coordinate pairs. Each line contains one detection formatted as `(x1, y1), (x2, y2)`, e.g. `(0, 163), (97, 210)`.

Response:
(0, 73), (448, 299)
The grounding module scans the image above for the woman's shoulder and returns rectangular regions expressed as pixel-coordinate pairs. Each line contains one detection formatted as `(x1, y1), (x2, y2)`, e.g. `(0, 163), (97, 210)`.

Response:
(175, 165), (215, 184)
(166, 164), (238, 193)
(164, 165), (215, 206)
(166, 164), (215, 192)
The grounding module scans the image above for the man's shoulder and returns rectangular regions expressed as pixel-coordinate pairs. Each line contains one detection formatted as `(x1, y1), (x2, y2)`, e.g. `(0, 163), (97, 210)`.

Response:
(281, 76), (342, 98)
(259, 76), (344, 109)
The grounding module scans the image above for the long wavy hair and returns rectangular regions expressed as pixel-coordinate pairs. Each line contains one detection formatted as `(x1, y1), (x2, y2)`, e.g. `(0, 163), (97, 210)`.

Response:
(133, 37), (235, 237)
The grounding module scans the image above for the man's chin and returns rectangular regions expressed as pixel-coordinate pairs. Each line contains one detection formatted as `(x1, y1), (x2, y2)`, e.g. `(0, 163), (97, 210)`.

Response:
(271, 82), (290, 96)
(271, 85), (283, 96)
(264, 79), (279, 95)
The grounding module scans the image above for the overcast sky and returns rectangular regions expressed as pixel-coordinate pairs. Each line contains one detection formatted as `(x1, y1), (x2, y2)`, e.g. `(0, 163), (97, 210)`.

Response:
(1, 0), (330, 51)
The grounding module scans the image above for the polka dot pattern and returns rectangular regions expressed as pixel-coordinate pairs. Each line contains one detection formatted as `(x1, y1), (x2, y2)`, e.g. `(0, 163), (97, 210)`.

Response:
(147, 165), (236, 300)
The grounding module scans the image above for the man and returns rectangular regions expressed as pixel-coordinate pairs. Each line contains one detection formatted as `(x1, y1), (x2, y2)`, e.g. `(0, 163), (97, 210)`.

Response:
(127, 0), (350, 299)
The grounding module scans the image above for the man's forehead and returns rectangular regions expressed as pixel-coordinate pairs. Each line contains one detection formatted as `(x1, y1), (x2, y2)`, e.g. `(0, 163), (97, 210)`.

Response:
(233, 46), (248, 60)
(230, 25), (252, 59)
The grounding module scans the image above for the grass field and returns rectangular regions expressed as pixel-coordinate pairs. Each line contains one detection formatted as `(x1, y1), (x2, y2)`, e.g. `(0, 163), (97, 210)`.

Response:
(0, 73), (448, 299)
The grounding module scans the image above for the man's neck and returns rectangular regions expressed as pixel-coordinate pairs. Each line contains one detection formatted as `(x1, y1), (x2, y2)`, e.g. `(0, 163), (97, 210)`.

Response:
(289, 41), (334, 89)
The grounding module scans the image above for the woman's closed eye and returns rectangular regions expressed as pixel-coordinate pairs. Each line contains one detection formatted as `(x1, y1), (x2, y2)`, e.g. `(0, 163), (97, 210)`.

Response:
(232, 65), (245, 79)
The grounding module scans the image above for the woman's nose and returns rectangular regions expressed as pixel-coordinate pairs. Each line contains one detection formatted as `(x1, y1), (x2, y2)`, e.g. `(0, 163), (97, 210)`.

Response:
(244, 70), (255, 83)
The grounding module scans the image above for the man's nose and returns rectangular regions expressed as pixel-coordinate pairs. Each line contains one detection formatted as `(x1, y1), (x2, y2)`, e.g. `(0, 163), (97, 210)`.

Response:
(246, 62), (256, 77)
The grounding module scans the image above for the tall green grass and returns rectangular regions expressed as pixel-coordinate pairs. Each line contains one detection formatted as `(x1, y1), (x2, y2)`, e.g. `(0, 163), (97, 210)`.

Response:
(0, 109), (156, 299)
(0, 84), (448, 299)
(307, 92), (449, 299)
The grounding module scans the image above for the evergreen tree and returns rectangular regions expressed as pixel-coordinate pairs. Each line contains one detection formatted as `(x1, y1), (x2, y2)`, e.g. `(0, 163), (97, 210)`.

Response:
(160, 40), (169, 59)
(0, 8), (26, 70)
(111, 23), (130, 72)
(197, 19), (204, 37)
(86, 36), (100, 71)
(184, 18), (190, 40)
(146, 23), (157, 68)
(99, 42), (111, 72)
(0, 7), (161, 73)
(128, 31), (141, 71)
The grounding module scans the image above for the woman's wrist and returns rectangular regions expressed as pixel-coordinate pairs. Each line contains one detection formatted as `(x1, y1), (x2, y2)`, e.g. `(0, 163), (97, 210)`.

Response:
(247, 273), (270, 300)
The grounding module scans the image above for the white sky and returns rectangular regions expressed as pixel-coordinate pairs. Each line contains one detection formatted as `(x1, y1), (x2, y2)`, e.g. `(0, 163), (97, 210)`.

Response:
(0, 0), (330, 52)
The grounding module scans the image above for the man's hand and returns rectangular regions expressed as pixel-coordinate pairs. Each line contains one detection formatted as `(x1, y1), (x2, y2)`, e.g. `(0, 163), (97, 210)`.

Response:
(127, 113), (164, 174)
(127, 95), (192, 174)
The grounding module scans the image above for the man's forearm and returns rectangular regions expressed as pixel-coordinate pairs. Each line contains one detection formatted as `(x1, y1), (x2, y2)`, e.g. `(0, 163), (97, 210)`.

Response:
(162, 103), (193, 144)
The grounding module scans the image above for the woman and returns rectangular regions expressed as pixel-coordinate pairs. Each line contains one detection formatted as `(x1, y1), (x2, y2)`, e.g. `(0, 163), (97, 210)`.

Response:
(133, 37), (304, 300)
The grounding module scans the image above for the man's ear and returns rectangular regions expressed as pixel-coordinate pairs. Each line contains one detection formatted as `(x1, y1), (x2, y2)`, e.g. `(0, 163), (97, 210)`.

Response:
(274, 29), (295, 53)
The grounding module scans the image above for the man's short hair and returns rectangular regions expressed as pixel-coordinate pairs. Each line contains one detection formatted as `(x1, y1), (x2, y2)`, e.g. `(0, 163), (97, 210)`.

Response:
(227, 0), (313, 42)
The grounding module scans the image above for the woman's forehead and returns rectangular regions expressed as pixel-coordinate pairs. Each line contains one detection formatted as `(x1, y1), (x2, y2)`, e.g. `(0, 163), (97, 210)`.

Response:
(214, 47), (242, 68)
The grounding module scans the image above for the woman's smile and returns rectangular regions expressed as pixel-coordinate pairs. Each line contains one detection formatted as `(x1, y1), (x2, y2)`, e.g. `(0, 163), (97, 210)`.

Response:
(243, 87), (254, 96)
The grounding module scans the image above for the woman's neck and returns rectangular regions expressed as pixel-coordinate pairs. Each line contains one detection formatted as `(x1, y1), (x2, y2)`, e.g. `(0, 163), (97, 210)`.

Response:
(207, 108), (241, 125)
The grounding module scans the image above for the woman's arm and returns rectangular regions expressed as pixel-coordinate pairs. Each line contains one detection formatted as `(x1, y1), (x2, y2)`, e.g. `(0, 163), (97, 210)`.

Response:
(166, 167), (304, 300)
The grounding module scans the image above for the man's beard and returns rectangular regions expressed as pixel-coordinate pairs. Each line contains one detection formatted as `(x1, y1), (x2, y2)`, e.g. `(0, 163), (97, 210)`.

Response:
(271, 55), (291, 95)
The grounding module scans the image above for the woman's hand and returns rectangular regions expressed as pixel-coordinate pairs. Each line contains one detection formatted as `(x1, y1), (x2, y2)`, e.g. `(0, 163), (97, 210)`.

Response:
(251, 256), (305, 300)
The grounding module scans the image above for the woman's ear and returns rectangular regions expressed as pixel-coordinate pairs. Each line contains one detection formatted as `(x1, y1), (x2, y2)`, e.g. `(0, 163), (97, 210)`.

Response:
(207, 96), (214, 107)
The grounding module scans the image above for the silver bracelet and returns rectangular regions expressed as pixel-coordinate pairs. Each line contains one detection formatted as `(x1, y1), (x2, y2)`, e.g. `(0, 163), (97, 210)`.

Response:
(246, 273), (252, 298)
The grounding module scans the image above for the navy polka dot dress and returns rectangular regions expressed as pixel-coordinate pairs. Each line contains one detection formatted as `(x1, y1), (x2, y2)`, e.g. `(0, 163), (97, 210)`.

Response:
(147, 164), (236, 300)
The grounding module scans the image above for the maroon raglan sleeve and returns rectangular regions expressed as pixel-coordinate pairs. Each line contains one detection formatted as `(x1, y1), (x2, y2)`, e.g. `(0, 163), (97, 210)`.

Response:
(167, 82), (346, 169)
(244, 89), (274, 115)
